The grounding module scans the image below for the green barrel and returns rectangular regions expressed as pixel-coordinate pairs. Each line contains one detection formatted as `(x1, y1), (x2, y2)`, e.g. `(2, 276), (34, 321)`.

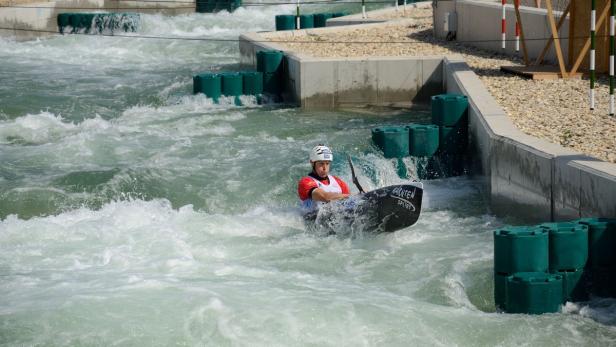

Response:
(494, 226), (549, 274)
(431, 93), (469, 126)
(241, 71), (263, 95)
(194, 73), (221, 101)
(275, 14), (296, 31)
(590, 267), (616, 298)
(506, 272), (563, 314)
(331, 11), (349, 18)
(256, 50), (284, 74)
(299, 14), (314, 29)
(313, 13), (333, 27)
(57, 13), (72, 33)
(407, 124), (439, 157)
(263, 72), (282, 95)
(68, 13), (83, 29)
(196, 0), (215, 13)
(577, 218), (616, 268)
(377, 127), (409, 159)
(438, 125), (467, 154)
(540, 222), (589, 271)
(371, 126), (399, 150)
(494, 273), (511, 311)
(220, 72), (243, 96)
(81, 13), (96, 32)
(554, 269), (589, 302)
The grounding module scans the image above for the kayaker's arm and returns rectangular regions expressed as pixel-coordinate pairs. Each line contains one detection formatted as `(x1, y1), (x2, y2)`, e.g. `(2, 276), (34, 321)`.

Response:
(311, 188), (350, 202)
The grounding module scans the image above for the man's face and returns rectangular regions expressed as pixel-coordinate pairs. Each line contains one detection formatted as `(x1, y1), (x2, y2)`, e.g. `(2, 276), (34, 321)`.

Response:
(313, 161), (331, 178)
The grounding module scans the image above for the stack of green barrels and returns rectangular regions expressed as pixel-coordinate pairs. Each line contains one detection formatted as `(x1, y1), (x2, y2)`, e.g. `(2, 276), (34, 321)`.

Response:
(580, 218), (616, 298)
(370, 93), (468, 179)
(431, 93), (468, 177)
(256, 50), (285, 99)
(196, 0), (242, 13)
(275, 12), (349, 31)
(493, 218), (616, 314)
(57, 13), (140, 34)
(192, 50), (284, 104)
(193, 70), (263, 104)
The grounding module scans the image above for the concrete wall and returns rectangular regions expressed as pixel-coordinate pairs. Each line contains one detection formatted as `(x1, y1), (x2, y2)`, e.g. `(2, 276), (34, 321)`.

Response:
(0, 0), (194, 39)
(239, 33), (443, 108)
(444, 56), (616, 221)
(326, 2), (431, 27)
(434, 0), (569, 65)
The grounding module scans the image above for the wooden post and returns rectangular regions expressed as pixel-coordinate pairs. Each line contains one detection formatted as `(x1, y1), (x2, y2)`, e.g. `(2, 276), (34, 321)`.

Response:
(546, 0), (568, 77)
(534, 1), (570, 66)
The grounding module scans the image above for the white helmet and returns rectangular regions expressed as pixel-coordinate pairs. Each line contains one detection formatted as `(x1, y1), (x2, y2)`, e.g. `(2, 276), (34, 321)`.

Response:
(309, 145), (333, 162)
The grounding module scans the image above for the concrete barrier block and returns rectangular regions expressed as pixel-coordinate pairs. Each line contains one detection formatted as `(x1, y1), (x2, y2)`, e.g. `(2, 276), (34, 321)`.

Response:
(552, 155), (595, 220)
(335, 59), (378, 107)
(575, 160), (616, 218)
(416, 57), (443, 102)
(490, 136), (553, 222)
(301, 59), (336, 109)
(375, 57), (420, 104)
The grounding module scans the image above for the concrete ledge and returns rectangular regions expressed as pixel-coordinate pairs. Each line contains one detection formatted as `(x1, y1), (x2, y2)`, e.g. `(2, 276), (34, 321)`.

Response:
(444, 56), (616, 220)
(326, 2), (432, 27)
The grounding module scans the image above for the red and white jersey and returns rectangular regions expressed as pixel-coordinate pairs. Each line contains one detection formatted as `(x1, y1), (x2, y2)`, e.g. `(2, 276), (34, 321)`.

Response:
(297, 174), (350, 211)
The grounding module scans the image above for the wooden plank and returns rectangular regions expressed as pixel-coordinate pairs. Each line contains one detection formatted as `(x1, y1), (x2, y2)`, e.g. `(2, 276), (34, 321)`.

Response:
(534, 1), (570, 66)
(501, 65), (583, 79)
(514, 0), (530, 65)
(546, 0), (568, 77)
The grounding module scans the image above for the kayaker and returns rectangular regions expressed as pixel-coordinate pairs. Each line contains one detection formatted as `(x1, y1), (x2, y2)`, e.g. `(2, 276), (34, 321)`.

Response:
(298, 145), (350, 212)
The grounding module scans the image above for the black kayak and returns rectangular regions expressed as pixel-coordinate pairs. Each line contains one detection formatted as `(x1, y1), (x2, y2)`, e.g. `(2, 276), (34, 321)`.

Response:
(303, 183), (423, 234)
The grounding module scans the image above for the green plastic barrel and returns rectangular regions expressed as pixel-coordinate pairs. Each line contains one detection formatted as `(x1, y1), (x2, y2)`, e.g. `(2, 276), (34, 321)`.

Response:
(299, 14), (314, 29)
(263, 72), (282, 95)
(506, 272), (563, 314)
(68, 14), (82, 29)
(57, 13), (72, 33)
(220, 72), (242, 96)
(438, 125), (467, 154)
(431, 93), (469, 126)
(372, 127), (409, 159)
(275, 15), (295, 31)
(241, 71), (263, 95)
(554, 269), (589, 302)
(196, 0), (215, 12)
(494, 273), (511, 311)
(494, 226), (549, 274)
(371, 126), (399, 150)
(590, 267), (616, 298)
(406, 124), (439, 157)
(577, 218), (616, 268)
(540, 222), (589, 271)
(256, 50), (284, 74)
(313, 13), (333, 27)
(194, 73), (222, 101)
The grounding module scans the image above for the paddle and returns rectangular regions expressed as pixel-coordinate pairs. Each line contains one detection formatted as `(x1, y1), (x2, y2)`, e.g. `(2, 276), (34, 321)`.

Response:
(347, 155), (365, 194)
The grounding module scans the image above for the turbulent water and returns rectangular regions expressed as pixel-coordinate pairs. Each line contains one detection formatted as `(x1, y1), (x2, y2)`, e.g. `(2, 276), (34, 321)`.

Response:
(1, 5), (616, 346)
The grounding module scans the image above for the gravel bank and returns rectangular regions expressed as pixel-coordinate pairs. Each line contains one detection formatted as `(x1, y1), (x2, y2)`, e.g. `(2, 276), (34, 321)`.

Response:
(263, 6), (616, 163)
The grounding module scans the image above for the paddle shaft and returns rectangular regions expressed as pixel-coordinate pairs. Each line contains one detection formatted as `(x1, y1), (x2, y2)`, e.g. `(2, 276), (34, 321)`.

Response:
(347, 156), (365, 193)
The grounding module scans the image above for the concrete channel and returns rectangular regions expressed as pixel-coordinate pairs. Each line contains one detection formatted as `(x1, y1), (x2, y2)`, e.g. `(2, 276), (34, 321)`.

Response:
(239, 1), (616, 222)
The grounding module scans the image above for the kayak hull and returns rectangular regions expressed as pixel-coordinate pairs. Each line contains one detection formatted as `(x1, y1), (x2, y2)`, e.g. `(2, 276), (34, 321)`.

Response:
(303, 183), (423, 234)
